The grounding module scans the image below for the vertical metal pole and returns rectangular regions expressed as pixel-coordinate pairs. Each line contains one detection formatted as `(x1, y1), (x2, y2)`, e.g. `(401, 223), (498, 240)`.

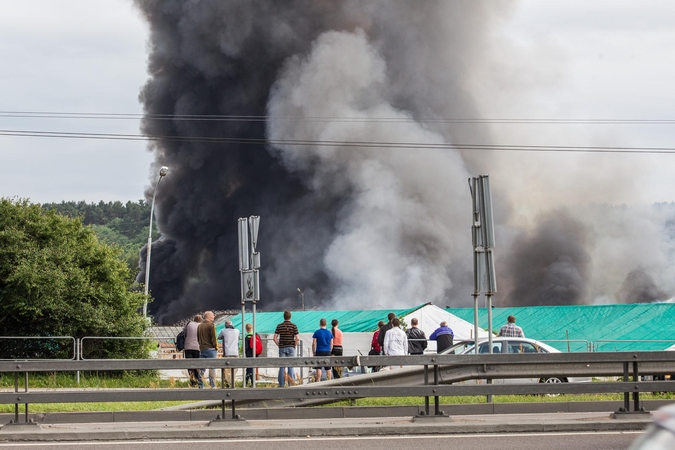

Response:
(144, 171), (166, 318)
(487, 293), (493, 351)
(566, 330), (571, 353)
(623, 362), (630, 411)
(24, 372), (28, 423)
(252, 300), (257, 388)
(221, 399), (226, 419)
(486, 292), (493, 404)
(424, 365), (430, 415)
(473, 294), (479, 355)
(433, 364), (440, 415)
(241, 304), (246, 387)
(76, 338), (81, 385)
(14, 372), (19, 423)
(633, 361), (640, 412)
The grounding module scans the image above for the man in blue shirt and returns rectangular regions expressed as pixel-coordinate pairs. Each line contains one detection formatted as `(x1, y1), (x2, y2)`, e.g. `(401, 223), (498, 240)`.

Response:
(312, 318), (334, 382)
(429, 321), (454, 353)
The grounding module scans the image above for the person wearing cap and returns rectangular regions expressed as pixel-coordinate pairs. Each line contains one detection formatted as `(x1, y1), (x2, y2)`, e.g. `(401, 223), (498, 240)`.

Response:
(218, 319), (240, 387)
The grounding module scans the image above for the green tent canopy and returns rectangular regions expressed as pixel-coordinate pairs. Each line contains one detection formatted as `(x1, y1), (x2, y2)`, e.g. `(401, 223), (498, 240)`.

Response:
(448, 303), (675, 352)
(215, 305), (422, 335)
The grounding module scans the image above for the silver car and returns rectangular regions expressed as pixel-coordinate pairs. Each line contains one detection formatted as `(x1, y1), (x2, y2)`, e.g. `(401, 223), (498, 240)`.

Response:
(457, 337), (593, 385)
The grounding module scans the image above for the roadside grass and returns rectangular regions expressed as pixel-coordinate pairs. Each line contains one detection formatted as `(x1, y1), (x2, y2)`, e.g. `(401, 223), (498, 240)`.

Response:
(0, 402), (192, 413)
(0, 372), (196, 412)
(0, 372), (191, 389)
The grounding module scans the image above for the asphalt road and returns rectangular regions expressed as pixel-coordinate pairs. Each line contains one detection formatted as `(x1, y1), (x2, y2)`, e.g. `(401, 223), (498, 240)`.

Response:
(0, 432), (643, 450)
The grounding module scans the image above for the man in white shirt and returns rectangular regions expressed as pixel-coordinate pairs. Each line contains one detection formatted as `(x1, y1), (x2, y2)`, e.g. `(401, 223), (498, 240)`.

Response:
(218, 319), (240, 387)
(383, 318), (408, 356)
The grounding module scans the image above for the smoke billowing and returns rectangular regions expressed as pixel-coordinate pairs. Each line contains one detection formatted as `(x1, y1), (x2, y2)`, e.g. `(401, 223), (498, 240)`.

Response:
(504, 210), (591, 306)
(133, 1), (675, 324)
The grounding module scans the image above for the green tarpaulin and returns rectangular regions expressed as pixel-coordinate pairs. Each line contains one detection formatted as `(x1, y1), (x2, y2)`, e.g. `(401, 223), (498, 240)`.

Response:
(448, 303), (675, 352)
(216, 305), (422, 335)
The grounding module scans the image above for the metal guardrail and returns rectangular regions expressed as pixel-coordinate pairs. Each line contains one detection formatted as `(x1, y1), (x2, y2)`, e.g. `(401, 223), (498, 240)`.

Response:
(2, 351), (675, 425)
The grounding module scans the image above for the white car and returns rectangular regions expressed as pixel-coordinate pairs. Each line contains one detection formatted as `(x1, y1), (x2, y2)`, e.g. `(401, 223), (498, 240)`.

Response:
(455, 337), (593, 385)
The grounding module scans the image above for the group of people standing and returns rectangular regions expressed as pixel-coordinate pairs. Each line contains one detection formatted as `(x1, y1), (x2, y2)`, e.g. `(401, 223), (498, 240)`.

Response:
(371, 313), (456, 357)
(273, 311), (343, 385)
(181, 311), (260, 388)
(181, 310), (526, 388)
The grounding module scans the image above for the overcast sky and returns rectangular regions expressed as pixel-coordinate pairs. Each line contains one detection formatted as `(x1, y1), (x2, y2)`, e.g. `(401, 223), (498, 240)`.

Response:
(0, 0), (673, 205)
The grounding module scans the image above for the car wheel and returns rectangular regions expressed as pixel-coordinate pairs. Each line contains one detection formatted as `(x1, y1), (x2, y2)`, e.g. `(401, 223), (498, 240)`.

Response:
(540, 377), (567, 396)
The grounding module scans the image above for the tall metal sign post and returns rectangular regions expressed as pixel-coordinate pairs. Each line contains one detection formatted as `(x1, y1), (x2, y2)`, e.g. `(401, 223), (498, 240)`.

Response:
(238, 216), (260, 387)
(469, 175), (497, 354)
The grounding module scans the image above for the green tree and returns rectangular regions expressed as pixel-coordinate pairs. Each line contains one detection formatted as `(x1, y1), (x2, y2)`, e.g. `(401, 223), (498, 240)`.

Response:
(42, 200), (158, 275)
(0, 199), (149, 359)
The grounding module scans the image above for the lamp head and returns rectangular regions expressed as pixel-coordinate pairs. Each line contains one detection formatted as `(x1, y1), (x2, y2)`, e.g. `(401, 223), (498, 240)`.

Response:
(159, 166), (169, 177)
(297, 288), (302, 293)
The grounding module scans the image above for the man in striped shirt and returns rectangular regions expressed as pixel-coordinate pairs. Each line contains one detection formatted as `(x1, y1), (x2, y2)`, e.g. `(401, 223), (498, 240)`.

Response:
(273, 311), (299, 387)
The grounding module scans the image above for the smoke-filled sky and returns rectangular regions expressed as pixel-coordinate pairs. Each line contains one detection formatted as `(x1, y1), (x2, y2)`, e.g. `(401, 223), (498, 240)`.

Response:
(1, 0), (675, 323)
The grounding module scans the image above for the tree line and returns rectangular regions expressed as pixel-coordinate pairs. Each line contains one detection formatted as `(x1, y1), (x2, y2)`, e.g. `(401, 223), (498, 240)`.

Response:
(41, 200), (159, 274)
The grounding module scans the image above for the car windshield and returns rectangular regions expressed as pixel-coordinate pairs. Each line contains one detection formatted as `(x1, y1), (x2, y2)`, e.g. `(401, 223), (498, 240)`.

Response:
(438, 340), (475, 355)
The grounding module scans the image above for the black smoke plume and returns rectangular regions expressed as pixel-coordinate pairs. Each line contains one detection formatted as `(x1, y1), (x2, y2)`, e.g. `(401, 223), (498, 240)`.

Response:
(617, 269), (668, 303)
(503, 210), (591, 306)
(133, 1), (513, 324)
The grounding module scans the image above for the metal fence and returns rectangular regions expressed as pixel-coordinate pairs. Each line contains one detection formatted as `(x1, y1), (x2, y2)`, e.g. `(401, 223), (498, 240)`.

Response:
(2, 351), (675, 425)
(0, 337), (77, 361)
(4, 336), (675, 361)
(79, 336), (175, 360)
(593, 340), (675, 352)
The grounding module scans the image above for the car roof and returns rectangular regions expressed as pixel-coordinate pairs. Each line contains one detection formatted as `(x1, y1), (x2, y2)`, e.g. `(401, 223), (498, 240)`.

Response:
(461, 337), (560, 354)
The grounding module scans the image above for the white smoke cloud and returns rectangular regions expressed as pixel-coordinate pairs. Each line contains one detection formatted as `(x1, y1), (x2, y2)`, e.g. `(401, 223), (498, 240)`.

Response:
(267, 30), (472, 308)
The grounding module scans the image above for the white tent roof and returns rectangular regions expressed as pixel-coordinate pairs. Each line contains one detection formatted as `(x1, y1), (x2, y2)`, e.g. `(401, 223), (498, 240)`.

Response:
(401, 304), (489, 351)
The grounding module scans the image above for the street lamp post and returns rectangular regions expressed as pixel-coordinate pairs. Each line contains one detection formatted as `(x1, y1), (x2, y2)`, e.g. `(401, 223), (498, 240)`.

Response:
(297, 288), (305, 311)
(143, 166), (169, 318)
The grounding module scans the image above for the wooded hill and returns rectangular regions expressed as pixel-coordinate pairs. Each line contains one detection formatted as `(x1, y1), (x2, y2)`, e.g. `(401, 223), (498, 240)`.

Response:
(41, 200), (159, 275)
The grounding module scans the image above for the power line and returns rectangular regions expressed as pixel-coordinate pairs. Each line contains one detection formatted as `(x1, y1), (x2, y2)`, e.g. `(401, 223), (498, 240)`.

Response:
(1, 129), (674, 154)
(1, 111), (675, 125)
